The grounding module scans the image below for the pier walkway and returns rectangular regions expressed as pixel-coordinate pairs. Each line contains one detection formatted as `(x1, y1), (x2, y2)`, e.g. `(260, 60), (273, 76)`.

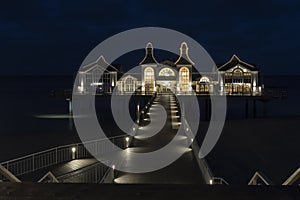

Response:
(114, 94), (204, 184)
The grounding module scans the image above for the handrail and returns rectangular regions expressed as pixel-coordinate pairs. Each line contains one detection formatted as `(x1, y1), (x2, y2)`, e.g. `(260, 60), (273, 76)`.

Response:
(212, 177), (229, 185)
(248, 171), (272, 185)
(0, 165), (21, 183)
(38, 171), (59, 183)
(282, 167), (300, 186)
(0, 134), (127, 165)
(183, 116), (229, 185)
(0, 134), (128, 180)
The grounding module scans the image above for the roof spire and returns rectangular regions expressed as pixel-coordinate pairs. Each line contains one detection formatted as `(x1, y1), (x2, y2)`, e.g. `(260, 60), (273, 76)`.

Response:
(180, 42), (188, 56)
(175, 42), (194, 65)
(139, 42), (158, 65)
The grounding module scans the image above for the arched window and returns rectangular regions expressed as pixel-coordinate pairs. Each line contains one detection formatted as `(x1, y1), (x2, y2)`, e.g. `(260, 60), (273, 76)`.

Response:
(144, 67), (154, 92)
(179, 67), (189, 91)
(199, 76), (210, 93)
(232, 68), (243, 83)
(159, 68), (175, 76)
(124, 76), (135, 92)
(199, 76), (210, 83)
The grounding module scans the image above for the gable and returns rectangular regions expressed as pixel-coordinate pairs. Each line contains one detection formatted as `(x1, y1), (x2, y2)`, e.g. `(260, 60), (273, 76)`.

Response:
(218, 55), (258, 72)
(81, 55), (120, 73)
(121, 75), (138, 81)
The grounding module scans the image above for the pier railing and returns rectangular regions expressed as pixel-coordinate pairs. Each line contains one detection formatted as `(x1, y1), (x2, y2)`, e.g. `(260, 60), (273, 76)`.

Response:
(0, 135), (129, 181)
(263, 87), (288, 99)
(182, 117), (229, 185)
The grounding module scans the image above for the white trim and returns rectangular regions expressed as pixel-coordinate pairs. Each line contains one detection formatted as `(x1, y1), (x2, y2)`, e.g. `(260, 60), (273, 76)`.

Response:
(38, 171), (59, 183)
(248, 171), (271, 185)
(218, 54), (257, 71)
(174, 42), (195, 65)
(283, 167), (300, 185)
(199, 76), (210, 83)
(139, 42), (158, 65)
(121, 74), (138, 81)
(158, 67), (176, 76)
(0, 164), (21, 182)
(81, 55), (119, 73)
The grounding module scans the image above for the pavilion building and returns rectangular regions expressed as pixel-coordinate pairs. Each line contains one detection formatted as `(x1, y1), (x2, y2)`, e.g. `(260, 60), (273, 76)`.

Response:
(75, 42), (263, 95)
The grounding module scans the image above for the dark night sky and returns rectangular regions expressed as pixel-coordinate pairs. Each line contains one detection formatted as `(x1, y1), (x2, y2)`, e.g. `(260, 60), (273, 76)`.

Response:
(0, 0), (300, 75)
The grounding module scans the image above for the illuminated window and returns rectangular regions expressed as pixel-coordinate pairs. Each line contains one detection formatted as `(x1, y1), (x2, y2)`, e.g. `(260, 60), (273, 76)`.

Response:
(199, 76), (210, 93)
(244, 84), (251, 93)
(179, 67), (189, 91)
(159, 68), (175, 76)
(225, 83), (232, 93)
(199, 76), (209, 83)
(244, 72), (252, 83)
(232, 68), (243, 83)
(144, 67), (154, 92)
(124, 77), (135, 92)
(233, 84), (243, 93)
(225, 73), (232, 83)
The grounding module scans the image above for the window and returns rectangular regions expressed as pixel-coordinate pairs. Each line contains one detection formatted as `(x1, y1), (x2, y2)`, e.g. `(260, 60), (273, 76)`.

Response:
(159, 68), (175, 76)
(232, 68), (243, 83)
(124, 77), (135, 92)
(93, 69), (102, 83)
(179, 67), (189, 91)
(199, 76), (209, 83)
(199, 76), (210, 93)
(144, 67), (154, 92)
(225, 73), (232, 83)
(244, 72), (252, 83)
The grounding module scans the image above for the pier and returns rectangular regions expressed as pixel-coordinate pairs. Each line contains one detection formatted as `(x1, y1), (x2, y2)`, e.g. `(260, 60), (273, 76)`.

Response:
(0, 93), (209, 184)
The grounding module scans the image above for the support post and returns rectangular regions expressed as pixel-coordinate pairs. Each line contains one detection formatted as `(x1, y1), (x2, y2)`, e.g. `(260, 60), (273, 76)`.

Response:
(0, 165), (21, 183)
(32, 155), (35, 172)
(136, 102), (140, 124)
(67, 98), (72, 114)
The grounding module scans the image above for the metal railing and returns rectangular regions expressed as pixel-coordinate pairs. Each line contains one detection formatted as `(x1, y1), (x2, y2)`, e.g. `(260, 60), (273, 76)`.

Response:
(263, 87), (288, 99)
(183, 117), (229, 185)
(212, 177), (229, 185)
(0, 135), (129, 181)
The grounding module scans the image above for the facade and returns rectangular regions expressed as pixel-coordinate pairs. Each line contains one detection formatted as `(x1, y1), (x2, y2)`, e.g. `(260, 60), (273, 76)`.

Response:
(76, 55), (120, 94)
(76, 42), (263, 95)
